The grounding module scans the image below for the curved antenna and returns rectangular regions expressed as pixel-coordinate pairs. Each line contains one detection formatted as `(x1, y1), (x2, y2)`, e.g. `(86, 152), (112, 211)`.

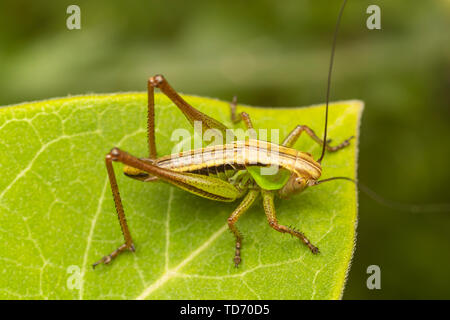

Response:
(317, 0), (348, 164)
(313, 177), (450, 214)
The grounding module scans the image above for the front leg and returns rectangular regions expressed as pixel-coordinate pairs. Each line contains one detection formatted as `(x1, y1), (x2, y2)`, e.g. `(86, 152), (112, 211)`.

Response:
(227, 189), (259, 267)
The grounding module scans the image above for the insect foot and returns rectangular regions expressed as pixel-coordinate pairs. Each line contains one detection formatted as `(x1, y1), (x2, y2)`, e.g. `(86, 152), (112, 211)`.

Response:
(309, 244), (320, 255)
(92, 243), (135, 269)
(327, 135), (354, 152)
(234, 242), (242, 268)
(292, 228), (320, 254)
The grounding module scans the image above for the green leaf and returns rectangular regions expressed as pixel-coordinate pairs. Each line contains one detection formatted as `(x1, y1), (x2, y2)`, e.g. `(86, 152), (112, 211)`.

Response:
(0, 93), (363, 299)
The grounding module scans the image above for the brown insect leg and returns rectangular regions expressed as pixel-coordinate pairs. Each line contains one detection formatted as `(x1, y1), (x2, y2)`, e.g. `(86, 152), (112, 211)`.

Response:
(148, 74), (228, 136)
(227, 189), (259, 267)
(228, 96), (255, 131)
(282, 124), (353, 151)
(93, 153), (136, 268)
(261, 190), (319, 254)
(240, 112), (254, 130)
(104, 148), (240, 201)
(230, 96), (241, 124)
(147, 80), (157, 159)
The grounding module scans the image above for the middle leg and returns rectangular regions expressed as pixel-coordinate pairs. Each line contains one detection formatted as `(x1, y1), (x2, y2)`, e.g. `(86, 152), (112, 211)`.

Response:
(261, 190), (319, 254)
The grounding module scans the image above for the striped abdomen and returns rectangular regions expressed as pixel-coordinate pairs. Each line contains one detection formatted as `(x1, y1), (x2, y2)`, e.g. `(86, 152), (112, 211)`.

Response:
(155, 139), (322, 181)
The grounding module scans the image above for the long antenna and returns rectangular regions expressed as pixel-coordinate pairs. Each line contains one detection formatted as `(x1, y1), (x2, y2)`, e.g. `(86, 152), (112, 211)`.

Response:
(318, 0), (348, 164)
(313, 177), (450, 213)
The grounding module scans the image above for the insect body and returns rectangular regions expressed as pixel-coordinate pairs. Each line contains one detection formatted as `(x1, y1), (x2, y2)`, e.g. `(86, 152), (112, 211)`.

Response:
(124, 139), (322, 196)
(93, 0), (351, 268)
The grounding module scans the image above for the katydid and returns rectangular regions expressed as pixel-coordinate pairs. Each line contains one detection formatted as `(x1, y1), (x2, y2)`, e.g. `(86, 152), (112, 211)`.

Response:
(93, 0), (351, 268)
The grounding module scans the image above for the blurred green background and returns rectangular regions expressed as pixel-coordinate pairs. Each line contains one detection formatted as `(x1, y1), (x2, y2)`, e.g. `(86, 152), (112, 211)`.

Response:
(1, 0), (449, 299)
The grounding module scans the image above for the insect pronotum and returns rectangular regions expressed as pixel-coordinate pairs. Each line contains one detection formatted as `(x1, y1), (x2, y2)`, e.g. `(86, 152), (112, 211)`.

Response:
(93, 0), (352, 268)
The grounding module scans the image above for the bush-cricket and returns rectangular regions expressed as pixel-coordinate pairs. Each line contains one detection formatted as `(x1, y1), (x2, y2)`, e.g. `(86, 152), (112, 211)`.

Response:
(93, 0), (352, 268)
